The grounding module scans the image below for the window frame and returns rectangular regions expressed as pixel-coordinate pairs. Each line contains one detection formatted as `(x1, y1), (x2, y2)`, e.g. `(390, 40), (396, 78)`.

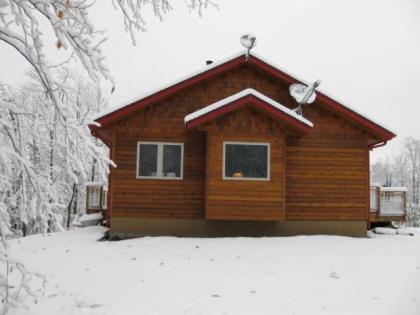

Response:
(222, 141), (271, 181)
(136, 141), (184, 180)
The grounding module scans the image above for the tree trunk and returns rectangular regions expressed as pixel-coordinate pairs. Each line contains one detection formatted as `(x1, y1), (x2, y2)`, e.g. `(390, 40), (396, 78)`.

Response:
(66, 183), (77, 229)
(73, 186), (79, 215)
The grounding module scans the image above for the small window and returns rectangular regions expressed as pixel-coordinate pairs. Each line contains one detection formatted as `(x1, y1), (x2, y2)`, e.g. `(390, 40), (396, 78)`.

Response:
(223, 142), (270, 180)
(137, 142), (183, 179)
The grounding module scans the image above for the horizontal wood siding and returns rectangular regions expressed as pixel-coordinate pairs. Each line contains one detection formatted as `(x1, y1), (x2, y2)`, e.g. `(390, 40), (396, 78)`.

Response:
(203, 107), (285, 221)
(103, 64), (370, 222)
(285, 106), (368, 220)
(112, 131), (206, 218)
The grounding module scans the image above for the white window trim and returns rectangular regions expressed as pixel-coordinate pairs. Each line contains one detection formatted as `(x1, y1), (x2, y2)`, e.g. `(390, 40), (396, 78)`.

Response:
(222, 141), (270, 181)
(136, 141), (184, 180)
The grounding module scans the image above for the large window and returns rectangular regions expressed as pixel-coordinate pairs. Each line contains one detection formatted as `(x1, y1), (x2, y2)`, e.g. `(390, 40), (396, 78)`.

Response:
(223, 142), (270, 180)
(137, 142), (183, 179)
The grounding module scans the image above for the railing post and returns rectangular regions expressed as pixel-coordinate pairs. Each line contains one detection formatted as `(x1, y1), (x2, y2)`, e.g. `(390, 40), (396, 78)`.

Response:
(377, 187), (381, 215)
(99, 186), (103, 212)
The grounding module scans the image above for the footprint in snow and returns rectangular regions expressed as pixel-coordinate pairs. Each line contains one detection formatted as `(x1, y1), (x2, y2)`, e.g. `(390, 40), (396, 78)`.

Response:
(195, 245), (199, 249)
(330, 272), (340, 279)
(159, 262), (164, 266)
(212, 294), (220, 298)
(131, 257), (136, 261)
(250, 291), (256, 294)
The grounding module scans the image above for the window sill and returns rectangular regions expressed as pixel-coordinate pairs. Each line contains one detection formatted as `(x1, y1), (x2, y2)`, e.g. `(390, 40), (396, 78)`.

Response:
(136, 176), (183, 180)
(223, 177), (270, 181)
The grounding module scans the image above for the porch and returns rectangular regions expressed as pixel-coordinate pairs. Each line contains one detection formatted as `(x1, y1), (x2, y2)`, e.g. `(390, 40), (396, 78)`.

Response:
(370, 184), (407, 222)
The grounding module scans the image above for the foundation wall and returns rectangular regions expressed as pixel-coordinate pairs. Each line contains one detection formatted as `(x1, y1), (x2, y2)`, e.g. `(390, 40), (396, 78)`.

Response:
(110, 217), (367, 238)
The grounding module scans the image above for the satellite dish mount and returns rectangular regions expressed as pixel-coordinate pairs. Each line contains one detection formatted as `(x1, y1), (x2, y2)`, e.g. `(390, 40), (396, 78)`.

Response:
(240, 34), (257, 61)
(289, 80), (321, 115)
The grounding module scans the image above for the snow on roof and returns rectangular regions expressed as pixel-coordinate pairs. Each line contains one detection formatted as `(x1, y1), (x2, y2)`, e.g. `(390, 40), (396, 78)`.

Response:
(93, 51), (246, 121)
(184, 88), (313, 127)
(93, 50), (395, 135)
(379, 187), (408, 192)
(250, 52), (397, 135)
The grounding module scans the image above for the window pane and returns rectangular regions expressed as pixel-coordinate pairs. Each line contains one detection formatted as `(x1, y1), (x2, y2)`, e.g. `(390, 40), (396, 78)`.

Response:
(163, 145), (181, 178)
(139, 144), (158, 177)
(225, 144), (268, 179)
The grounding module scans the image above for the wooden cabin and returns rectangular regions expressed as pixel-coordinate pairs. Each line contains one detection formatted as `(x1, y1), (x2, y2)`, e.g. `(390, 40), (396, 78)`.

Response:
(90, 52), (399, 237)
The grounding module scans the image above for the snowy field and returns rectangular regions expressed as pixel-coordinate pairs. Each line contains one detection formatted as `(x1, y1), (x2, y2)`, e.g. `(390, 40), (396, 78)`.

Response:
(9, 227), (420, 315)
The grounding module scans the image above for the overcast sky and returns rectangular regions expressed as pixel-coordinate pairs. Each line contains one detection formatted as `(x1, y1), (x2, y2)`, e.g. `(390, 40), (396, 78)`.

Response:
(1, 0), (419, 162)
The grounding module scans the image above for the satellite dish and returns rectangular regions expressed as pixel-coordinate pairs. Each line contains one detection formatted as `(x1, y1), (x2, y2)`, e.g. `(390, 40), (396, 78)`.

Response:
(289, 80), (321, 115)
(289, 83), (316, 104)
(240, 34), (257, 49)
(240, 34), (257, 60)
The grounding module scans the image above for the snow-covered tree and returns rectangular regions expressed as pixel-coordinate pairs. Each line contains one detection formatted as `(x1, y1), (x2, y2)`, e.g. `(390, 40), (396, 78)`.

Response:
(0, 1), (215, 312)
(0, 73), (114, 312)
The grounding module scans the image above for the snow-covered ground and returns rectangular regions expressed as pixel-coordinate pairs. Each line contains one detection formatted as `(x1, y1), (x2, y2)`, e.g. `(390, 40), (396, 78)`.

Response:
(8, 227), (420, 315)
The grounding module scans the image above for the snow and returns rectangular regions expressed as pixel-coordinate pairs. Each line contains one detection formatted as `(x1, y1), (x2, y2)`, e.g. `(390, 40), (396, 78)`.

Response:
(184, 88), (313, 127)
(79, 213), (103, 223)
(8, 227), (420, 315)
(380, 187), (408, 192)
(93, 51), (394, 136)
(372, 227), (397, 235)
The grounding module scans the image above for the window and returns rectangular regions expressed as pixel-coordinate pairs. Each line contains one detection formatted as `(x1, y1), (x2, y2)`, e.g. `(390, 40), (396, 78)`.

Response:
(223, 142), (270, 180)
(137, 142), (183, 179)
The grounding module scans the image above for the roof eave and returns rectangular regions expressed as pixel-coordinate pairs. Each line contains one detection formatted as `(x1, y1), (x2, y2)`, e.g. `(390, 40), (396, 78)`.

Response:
(185, 94), (313, 136)
(91, 52), (395, 143)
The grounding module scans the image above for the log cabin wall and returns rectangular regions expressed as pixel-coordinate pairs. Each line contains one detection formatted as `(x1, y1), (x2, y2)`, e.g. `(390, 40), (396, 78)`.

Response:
(104, 64), (369, 223)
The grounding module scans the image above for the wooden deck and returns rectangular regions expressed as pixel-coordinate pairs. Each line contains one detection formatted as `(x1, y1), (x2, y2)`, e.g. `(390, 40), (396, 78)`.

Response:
(86, 182), (108, 214)
(370, 185), (407, 222)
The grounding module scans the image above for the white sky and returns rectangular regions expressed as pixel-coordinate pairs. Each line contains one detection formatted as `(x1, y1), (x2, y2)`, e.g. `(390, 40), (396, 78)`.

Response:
(1, 0), (419, 162)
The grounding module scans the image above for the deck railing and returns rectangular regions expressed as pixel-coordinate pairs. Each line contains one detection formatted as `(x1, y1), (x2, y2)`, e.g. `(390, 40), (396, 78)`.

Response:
(86, 182), (108, 213)
(370, 185), (407, 216)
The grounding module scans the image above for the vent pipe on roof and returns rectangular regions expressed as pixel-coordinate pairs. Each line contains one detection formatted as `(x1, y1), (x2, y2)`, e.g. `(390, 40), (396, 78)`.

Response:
(206, 60), (213, 65)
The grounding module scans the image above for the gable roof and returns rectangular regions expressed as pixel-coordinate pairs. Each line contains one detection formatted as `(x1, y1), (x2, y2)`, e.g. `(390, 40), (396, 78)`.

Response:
(92, 51), (395, 142)
(185, 88), (313, 135)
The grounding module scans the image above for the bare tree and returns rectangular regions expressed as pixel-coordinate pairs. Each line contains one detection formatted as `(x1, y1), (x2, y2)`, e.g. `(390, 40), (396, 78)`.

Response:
(371, 137), (420, 226)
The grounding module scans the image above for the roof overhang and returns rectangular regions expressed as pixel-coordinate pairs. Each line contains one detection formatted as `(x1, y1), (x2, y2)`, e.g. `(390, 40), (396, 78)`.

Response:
(91, 52), (395, 143)
(184, 89), (313, 135)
